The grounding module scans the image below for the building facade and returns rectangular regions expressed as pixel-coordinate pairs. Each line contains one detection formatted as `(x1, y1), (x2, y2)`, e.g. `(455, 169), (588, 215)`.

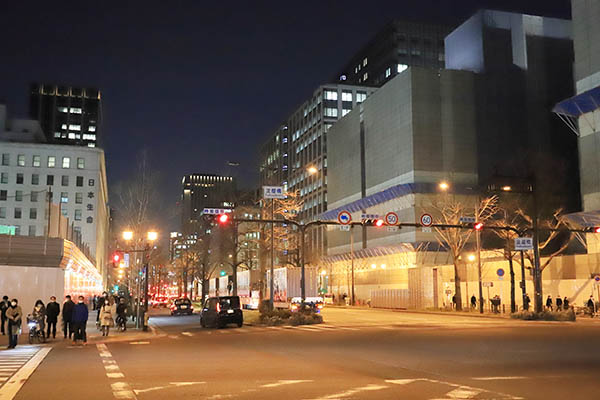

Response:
(0, 109), (109, 277)
(29, 83), (102, 148)
(259, 84), (376, 260)
(181, 174), (236, 230)
(332, 20), (451, 87)
(322, 9), (579, 308)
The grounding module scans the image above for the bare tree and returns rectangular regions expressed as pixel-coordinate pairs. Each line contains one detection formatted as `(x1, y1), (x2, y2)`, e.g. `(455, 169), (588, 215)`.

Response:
(433, 195), (498, 311)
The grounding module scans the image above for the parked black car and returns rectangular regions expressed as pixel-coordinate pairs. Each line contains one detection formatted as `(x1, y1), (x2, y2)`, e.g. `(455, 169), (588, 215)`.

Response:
(170, 298), (194, 316)
(200, 296), (243, 328)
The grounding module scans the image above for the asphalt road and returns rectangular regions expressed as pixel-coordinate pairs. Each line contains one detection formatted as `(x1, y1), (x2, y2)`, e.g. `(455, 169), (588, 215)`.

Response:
(2, 307), (600, 400)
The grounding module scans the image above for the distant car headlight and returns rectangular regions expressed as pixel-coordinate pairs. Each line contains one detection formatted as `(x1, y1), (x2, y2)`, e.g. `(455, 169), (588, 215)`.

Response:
(28, 322), (36, 329)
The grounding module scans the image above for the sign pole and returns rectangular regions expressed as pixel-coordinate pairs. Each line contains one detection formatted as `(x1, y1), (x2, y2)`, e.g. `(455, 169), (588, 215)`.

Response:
(350, 225), (355, 306)
(520, 250), (527, 308)
(270, 198), (274, 310)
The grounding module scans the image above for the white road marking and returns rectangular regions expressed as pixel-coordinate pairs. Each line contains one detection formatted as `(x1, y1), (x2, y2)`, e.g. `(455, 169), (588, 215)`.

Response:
(107, 373), (125, 379)
(219, 330), (232, 334)
(261, 379), (312, 388)
(134, 382), (204, 394)
(181, 332), (193, 336)
(97, 344), (137, 399)
(129, 341), (150, 345)
(309, 384), (388, 399)
(472, 376), (527, 381)
(0, 347), (51, 400)
(386, 377), (523, 399)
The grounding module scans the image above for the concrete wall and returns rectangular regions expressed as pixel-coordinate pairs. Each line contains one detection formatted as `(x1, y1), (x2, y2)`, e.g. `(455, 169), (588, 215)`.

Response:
(572, 0), (600, 89)
(0, 265), (64, 331)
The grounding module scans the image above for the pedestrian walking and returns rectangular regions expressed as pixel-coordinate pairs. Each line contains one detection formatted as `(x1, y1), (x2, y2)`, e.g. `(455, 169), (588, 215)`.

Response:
(116, 298), (128, 331)
(46, 296), (60, 339)
(587, 296), (595, 317)
(5, 298), (23, 349)
(523, 294), (531, 311)
(99, 299), (114, 336)
(556, 296), (563, 311)
(563, 296), (569, 311)
(97, 291), (108, 325)
(62, 295), (75, 339)
(452, 295), (456, 309)
(470, 295), (477, 309)
(72, 296), (89, 344)
(546, 295), (553, 311)
(0, 295), (9, 335)
(31, 299), (46, 336)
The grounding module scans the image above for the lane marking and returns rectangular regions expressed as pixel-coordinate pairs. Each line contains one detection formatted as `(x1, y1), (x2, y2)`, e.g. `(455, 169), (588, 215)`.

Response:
(181, 332), (193, 337)
(129, 342), (150, 345)
(308, 384), (388, 399)
(96, 344), (137, 400)
(261, 380), (312, 388)
(472, 376), (527, 381)
(134, 382), (205, 394)
(445, 386), (484, 399)
(386, 378), (523, 399)
(0, 347), (51, 400)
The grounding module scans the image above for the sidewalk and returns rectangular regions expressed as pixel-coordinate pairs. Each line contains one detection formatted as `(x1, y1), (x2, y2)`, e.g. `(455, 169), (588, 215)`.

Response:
(84, 310), (164, 344)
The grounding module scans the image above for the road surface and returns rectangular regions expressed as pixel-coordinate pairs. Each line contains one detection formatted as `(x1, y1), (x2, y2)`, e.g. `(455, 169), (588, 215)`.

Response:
(1, 307), (599, 399)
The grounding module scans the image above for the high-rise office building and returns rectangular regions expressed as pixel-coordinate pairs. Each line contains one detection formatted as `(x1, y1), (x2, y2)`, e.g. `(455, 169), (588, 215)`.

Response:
(181, 174), (236, 229)
(29, 83), (102, 148)
(333, 20), (451, 87)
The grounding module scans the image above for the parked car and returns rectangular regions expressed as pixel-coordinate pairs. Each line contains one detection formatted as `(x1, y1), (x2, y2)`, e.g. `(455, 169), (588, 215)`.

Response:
(170, 298), (194, 316)
(200, 296), (243, 328)
(290, 297), (324, 313)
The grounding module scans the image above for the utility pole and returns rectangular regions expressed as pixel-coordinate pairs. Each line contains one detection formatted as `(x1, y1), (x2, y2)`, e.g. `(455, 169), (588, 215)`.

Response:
(270, 198), (275, 310)
(232, 220), (239, 296)
(350, 225), (355, 306)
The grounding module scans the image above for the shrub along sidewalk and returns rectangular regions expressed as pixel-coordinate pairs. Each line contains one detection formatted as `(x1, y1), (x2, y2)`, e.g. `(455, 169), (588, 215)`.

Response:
(511, 309), (576, 321)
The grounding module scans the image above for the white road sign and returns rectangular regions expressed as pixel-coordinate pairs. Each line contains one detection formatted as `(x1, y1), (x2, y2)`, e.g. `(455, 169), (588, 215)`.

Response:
(385, 212), (399, 226)
(459, 216), (476, 223)
(338, 211), (352, 225)
(263, 186), (286, 199)
(203, 208), (232, 215)
(339, 225), (350, 231)
(514, 237), (533, 251)
(420, 213), (433, 227)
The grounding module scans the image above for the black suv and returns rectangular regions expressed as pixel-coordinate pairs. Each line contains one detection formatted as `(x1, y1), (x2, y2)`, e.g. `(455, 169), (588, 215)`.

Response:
(200, 296), (243, 328)
(170, 298), (193, 316)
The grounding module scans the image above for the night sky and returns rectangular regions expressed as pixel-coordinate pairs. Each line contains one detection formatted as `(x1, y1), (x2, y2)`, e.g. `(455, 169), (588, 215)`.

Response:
(0, 0), (570, 230)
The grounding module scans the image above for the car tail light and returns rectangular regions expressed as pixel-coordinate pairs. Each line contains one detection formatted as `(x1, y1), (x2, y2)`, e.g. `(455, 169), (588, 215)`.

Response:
(291, 304), (298, 311)
(317, 304), (323, 309)
(216, 303), (221, 313)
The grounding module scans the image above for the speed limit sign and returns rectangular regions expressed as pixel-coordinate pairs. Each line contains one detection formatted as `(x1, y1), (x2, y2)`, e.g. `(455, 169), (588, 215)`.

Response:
(420, 213), (433, 227)
(385, 212), (399, 226)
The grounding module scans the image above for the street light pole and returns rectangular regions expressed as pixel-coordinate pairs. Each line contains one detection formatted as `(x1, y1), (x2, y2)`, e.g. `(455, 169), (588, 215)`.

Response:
(270, 198), (275, 310)
(300, 225), (306, 302)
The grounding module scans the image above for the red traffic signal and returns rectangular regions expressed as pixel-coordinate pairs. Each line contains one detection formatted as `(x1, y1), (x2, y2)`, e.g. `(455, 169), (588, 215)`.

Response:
(593, 227), (600, 233)
(474, 222), (484, 231)
(113, 253), (120, 263)
(218, 214), (230, 224)
(363, 218), (385, 227)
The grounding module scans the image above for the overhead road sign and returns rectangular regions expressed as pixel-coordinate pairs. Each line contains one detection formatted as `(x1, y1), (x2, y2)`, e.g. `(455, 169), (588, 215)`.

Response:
(459, 216), (476, 224)
(420, 213), (433, 227)
(338, 211), (352, 225)
(385, 212), (399, 226)
(203, 208), (232, 215)
(263, 186), (286, 199)
(514, 237), (533, 251)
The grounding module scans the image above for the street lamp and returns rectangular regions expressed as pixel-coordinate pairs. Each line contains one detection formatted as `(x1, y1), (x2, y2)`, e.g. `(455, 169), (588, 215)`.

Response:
(438, 181), (450, 191)
(307, 166), (318, 175)
(120, 229), (159, 329)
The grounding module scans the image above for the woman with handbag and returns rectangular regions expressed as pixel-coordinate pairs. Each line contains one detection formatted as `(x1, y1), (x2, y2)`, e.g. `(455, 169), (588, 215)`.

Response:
(99, 299), (114, 336)
(6, 298), (23, 349)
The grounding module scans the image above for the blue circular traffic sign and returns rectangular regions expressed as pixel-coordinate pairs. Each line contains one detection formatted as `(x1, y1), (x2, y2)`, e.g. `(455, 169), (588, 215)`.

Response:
(338, 211), (352, 225)
(497, 268), (505, 277)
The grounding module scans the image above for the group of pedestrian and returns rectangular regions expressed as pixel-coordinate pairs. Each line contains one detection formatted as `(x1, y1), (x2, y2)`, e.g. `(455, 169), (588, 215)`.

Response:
(1, 294), (91, 349)
(96, 291), (128, 336)
(545, 295), (570, 311)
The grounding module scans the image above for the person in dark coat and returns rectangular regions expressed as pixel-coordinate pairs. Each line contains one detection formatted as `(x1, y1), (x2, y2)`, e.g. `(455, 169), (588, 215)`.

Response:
(62, 295), (75, 339)
(0, 295), (9, 335)
(72, 296), (89, 344)
(470, 295), (477, 309)
(546, 295), (553, 311)
(523, 294), (531, 311)
(587, 296), (595, 316)
(6, 299), (23, 349)
(563, 296), (569, 311)
(556, 296), (563, 311)
(31, 299), (46, 335)
(46, 296), (60, 339)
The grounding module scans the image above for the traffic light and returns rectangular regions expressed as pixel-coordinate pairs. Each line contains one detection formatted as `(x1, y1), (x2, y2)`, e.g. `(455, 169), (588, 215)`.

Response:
(588, 227), (600, 233)
(363, 218), (385, 227)
(217, 213), (230, 224)
(112, 252), (122, 267)
(473, 222), (484, 231)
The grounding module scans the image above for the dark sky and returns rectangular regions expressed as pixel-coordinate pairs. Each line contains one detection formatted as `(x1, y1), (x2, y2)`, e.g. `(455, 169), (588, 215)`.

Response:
(0, 0), (570, 230)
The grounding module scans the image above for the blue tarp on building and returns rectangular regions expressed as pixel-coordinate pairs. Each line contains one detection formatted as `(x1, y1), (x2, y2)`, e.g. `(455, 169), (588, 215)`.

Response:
(553, 85), (600, 117)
